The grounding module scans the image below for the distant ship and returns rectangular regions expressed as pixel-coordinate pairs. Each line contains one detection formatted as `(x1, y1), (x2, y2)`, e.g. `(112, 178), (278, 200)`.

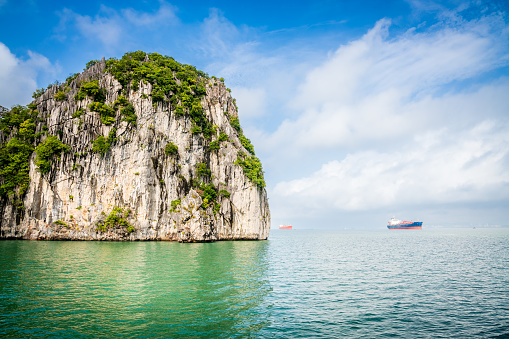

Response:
(387, 217), (422, 230)
(279, 225), (293, 230)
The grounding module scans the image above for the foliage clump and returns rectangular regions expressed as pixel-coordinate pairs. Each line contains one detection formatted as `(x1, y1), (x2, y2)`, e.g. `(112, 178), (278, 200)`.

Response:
(219, 189), (230, 199)
(54, 91), (67, 101)
(75, 80), (105, 103)
(84, 60), (99, 70)
(0, 106), (39, 197)
(120, 103), (137, 126)
(208, 140), (220, 151)
(199, 183), (217, 209)
(92, 136), (109, 155)
(239, 134), (255, 155)
(235, 152), (265, 188)
(65, 73), (80, 84)
(165, 142), (178, 156)
(0, 105), (37, 134)
(195, 162), (211, 178)
(55, 220), (68, 228)
(190, 180), (220, 211)
(92, 128), (117, 155)
(96, 207), (134, 234)
(218, 132), (229, 142)
(104, 51), (214, 138)
(0, 138), (33, 196)
(229, 116), (241, 133)
(32, 89), (45, 99)
(170, 199), (181, 212)
(113, 96), (137, 126)
(72, 108), (84, 118)
(191, 124), (201, 135)
(113, 95), (129, 108)
(18, 119), (36, 142)
(35, 135), (70, 174)
(89, 102), (115, 125)
(228, 114), (262, 185)
(202, 124), (216, 139)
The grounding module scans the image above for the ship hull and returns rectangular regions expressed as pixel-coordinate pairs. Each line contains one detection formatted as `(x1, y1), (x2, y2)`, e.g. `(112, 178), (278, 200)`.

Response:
(279, 226), (293, 230)
(387, 222), (422, 230)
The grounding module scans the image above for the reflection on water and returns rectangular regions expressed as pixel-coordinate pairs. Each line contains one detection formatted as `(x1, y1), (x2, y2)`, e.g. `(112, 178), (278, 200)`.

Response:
(0, 240), (271, 338)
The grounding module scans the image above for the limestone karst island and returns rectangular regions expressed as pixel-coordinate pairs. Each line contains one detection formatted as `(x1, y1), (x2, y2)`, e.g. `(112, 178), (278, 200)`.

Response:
(0, 52), (270, 242)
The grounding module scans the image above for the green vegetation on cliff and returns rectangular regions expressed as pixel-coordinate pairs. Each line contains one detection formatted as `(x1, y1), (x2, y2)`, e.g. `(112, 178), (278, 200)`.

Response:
(89, 102), (115, 125)
(239, 134), (255, 155)
(227, 113), (265, 188)
(195, 162), (211, 178)
(96, 207), (134, 234)
(104, 51), (265, 189)
(0, 105), (72, 212)
(165, 142), (178, 156)
(92, 128), (117, 155)
(218, 132), (229, 142)
(235, 152), (265, 188)
(0, 138), (33, 197)
(0, 106), (38, 197)
(75, 80), (105, 102)
(199, 183), (218, 210)
(0, 105), (37, 134)
(105, 51), (214, 139)
(54, 91), (67, 101)
(35, 135), (70, 173)
(170, 199), (181, 212)
(208, 140), (220, 151)
(120, 103), (137, 125)
(113, 95), (137, 126)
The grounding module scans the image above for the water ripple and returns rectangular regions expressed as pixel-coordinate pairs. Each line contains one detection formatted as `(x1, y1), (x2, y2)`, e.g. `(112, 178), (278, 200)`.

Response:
(0, 229), (508, 338)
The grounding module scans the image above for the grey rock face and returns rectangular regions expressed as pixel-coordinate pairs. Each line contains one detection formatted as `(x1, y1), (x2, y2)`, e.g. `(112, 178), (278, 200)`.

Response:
(0, 59), (270, 241)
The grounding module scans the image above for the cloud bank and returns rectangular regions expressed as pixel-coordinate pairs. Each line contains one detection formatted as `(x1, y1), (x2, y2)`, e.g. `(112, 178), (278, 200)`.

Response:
(54, 1), (179, 53)
(267, 12), (509, 225)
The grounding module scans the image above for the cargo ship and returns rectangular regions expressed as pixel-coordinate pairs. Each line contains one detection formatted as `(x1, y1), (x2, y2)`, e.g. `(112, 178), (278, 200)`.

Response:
(387, 217), (422, 229)
(279, 225), (293, 230)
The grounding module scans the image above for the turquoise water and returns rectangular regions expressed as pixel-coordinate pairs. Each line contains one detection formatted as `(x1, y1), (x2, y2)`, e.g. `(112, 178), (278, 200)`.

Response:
(1, 228), (508, 338)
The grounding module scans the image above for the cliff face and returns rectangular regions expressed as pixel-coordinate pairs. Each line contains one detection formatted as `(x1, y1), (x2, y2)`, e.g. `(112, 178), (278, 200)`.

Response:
(0, 53), (270, 242)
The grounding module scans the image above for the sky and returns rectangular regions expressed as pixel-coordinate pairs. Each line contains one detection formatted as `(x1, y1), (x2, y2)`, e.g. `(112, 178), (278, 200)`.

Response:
(1, 0), (509, 229)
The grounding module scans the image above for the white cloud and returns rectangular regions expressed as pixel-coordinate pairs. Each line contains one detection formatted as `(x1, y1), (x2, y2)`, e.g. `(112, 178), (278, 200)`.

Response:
(122, 1), (178, 26)
(55, 7), (122, 48)
(274, 118), (509, 212)
(73, 6), (123, 47)
(258, 13), (509, 153)
(55, 1), (179, 50)
(231, 87), (266, 118)
(265, 12), (509, 225)
(198, 9), (241, 58)
(0, 43), (56, 107)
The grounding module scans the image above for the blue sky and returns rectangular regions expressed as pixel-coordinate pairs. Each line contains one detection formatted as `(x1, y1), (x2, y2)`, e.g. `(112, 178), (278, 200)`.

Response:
(1, 0), (509, 228)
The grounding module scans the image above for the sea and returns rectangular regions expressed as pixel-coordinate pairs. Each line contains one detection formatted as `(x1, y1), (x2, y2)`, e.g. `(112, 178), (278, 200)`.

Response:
(0, 228), (508, 338)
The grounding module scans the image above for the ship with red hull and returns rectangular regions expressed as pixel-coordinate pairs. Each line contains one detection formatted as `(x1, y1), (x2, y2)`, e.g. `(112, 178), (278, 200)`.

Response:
(279, 225), (293, 230)
(387, 218), (422, 230)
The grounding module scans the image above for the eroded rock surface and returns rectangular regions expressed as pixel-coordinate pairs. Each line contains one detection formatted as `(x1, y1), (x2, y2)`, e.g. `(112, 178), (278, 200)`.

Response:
(0, 54), (270, 241)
